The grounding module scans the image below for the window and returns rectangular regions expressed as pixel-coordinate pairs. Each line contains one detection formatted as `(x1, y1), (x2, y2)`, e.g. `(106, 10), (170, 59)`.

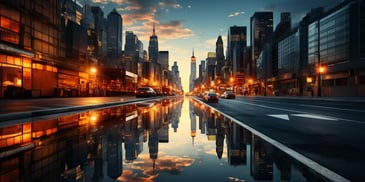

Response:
(0, 16), (20, 44)
(0, 16), (19, 33)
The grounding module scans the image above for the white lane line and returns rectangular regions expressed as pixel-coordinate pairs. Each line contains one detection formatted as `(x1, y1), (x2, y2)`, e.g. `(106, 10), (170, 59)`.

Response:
(292, 114), (338, 121)
(300, 104), (365, 112)
(267, 114), (289, 120)
(195, 98), (350, 182)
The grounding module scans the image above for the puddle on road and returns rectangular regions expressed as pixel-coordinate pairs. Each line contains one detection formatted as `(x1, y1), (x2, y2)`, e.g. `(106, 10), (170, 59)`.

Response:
(0, 97), (328, 181)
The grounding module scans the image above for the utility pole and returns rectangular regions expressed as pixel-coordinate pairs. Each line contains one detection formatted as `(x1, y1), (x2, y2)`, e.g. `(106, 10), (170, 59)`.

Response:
(317, 21), (321, 97)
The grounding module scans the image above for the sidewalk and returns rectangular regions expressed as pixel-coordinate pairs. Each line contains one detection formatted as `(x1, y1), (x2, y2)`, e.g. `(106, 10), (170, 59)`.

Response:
(0, 96), (147, 122)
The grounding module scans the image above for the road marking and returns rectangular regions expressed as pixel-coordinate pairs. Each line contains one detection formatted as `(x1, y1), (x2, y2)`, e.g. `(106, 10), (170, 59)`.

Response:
(267, 114), (338, 121)
(267, 114), (289, 120)
(240, 100), (364, 124)
(300, 104), (365, 112)
(292, 114), (338, 121)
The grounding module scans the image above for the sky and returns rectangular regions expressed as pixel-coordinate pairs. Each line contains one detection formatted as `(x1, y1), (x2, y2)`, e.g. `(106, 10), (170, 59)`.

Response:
(79, 0), (342, 91)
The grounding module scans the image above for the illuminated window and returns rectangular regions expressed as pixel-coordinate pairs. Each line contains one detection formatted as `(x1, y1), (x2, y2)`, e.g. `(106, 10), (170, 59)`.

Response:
(0, 16), (20, 33)
(0, 16), (20, 44)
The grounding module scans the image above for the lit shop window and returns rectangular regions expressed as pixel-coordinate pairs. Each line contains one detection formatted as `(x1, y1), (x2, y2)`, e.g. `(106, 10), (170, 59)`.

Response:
(0, 16), (19, 44)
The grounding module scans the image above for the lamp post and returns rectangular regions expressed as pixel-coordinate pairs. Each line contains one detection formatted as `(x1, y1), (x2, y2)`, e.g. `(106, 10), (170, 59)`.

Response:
(316, 21), (321, 97)
(230, 77), (234, 93)
(264, 60), (267, 96)
(318, 66), (324, 97)
(318, 66), (321, 97)
(248, 79), (253, 96)
(90, 67), (97, 96)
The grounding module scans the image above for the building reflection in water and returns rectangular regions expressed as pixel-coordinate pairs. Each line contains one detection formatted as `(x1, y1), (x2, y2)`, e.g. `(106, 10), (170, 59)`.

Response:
(0, 98), (183, 181)
(0, 97), (328, 181)
(189, 98), (328, 182)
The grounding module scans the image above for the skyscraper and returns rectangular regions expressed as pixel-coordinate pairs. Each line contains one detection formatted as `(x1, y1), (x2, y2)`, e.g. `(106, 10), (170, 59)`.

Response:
(206, 52), (217, 82)
(91, 6), (107, 57)
(189, 50), (196, 92)
(124, 31), (137, 58)
(216, 35), (225, 80)
(250, 11), (273, 78)
(171, 61), (182, 93)
(227, 26), (247, 76)
(106, 8), (123, 67)
(148, 24), (159, 63)
(159, 51), (169, 70)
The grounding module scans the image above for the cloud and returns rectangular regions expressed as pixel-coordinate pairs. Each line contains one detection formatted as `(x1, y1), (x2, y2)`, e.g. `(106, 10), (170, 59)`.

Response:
(96, 0), (193, 42)
(91, 0), (124, 4)
(158, 1), (182, 9)
(118, 153), (194, 181)
(123, 13), (155, 26)
(125, 19), (194, 45)
(228, 11), (245, 17)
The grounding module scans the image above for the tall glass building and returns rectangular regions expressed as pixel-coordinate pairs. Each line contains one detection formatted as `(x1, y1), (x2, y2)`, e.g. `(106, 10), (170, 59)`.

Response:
(148, 24), (159, 63)
(215, 35), (224, 79)
(106, 8), (123, 67)
(227, 26), (247, 76)
(307, 0), (365, 96)
(250, 11), (273, 78)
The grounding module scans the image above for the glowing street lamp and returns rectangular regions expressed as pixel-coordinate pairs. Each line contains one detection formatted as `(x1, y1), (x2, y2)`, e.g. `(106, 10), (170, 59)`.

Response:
(248, 79), (253, 84)
(318, 65), (325, 97)
(90, 67), (97, 74)
(89, 67), (97, 96)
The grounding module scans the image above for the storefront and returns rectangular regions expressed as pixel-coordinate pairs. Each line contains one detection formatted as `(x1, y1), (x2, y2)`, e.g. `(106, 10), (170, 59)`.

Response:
(0, 44), (33, 98)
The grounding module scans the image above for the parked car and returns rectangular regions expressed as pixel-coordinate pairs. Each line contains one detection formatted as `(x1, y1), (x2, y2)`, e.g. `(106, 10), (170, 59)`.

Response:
(203, 92), (219, 103)
(221, 91), (235, 99)
(135, 87), (157, 98)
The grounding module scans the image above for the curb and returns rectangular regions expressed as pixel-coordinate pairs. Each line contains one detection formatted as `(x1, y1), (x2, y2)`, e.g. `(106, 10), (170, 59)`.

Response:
(0, 98), (148, 122)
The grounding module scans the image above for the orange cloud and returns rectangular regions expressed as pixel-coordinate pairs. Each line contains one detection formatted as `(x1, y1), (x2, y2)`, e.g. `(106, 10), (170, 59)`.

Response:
(118, 153), (194, 181)
(123, 13), (155, 26)
(124, 20), (193, 44)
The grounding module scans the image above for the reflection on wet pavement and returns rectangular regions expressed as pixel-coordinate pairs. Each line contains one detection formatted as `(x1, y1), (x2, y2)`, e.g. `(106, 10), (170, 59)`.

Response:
(0, 97), (328, 181)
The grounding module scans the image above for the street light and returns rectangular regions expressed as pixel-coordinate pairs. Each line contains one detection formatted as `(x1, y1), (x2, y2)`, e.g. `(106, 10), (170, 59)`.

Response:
(90, 67), (97, 74)
(318, 65), (325, 97)
(89, 67), (97, 96)
(229, 77), (234, 93)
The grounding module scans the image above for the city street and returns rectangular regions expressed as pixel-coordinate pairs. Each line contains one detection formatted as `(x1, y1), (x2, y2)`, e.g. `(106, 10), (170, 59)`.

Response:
(1, 95), (365, 181)
(199, 96), (365, 181)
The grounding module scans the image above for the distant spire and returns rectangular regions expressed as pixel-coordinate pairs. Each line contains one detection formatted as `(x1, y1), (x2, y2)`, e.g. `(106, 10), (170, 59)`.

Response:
(191, 48), (196, 62)
(153, 23), (155, 36)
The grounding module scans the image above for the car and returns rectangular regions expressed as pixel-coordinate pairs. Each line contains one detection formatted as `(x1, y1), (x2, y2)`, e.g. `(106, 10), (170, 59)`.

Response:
(203, 92), (219, 103)
(154, 89), (163, 96)
(135, 87), (157, 98)
(221, 91), (235, 99)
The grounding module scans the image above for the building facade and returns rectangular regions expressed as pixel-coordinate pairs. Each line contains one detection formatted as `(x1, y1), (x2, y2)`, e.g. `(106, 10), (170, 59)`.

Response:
(189, 51), (196, 92)
(215, 35), (225, 81)
(277, 31), (300, 95)
(206, 52), (217, 85)
(0, 0), (61, 98)
(148, 24), (159, 63)
(106, 8), (122, 68)
(226, 26), (247, 92)
(306, 0), (365, 96)
(250, 11), (273, 79)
